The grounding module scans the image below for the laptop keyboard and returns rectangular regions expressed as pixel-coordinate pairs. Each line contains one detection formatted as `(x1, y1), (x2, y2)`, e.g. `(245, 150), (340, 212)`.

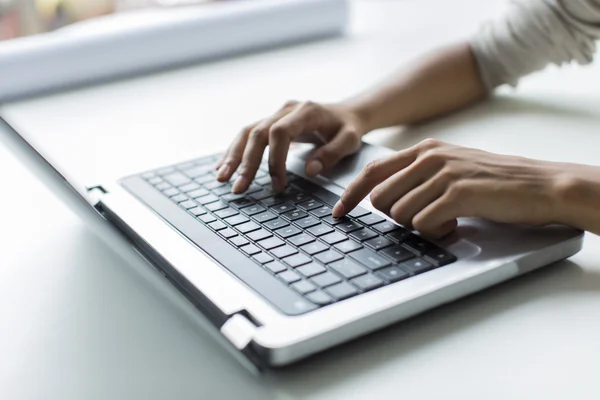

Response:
(137, 154), (456, 312)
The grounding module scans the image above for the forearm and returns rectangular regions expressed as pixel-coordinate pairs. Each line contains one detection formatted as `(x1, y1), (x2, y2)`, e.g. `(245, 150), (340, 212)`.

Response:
(343, 42), (488, 133)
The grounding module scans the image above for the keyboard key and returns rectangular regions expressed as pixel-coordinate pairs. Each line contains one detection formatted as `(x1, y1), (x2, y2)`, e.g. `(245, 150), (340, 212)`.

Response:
(297, 199), (322, 211)
(288, 233), (315, 247)
(271, 245), (298, 259)
(351, 274), (384, 291)
(209, 221), (227, 231)
(188, 206), (207, 216)
(172, 194), (189, 203)
(241, 204), (266, 216)
(310, 205), (333, 218)
(247, 229), (272, 242)
(285, 191), (311, 204)
(300, 241), (328, 255)
(347, 206), (370, 218)
(336, 220), (363, 233)
(322, 215), (347, 226)
(219, 228), (238, 239)
(334, 240), (363, 253)
(283, 253), (312, 268)
(182, 165), (212, 178)
(294, 216), (320, 229)
(358, 214), (386, 226)
(424, 248), (456, 266)
(155, 182), (171, 191)
(222, 193), (245, 202)
(230, 236), (249, 247)
(198, 194), (220, 205)
(148, 176), (163, 185)
(230, 198), (255, 209)
(275, 225), (302, 239)
(365, 236), (394, 250)
(255, 175), (272, 186)
(314, 250), (344, 264)
(156, 166), (175, 176)
(372, 220), (400, 234)
(293, 179), (340, 206)
(253, 211), (277, 223)
(225, 214), (249, 226)
(402, 258), (434, 274)
(325, 282), (358, 301)
(261, 196), (285, 207)
(307, 224), (334, 237)
(278, 270), (301, 284)
(306, 290), (333, 305)
(163, 188), (180, 197)
(349, 228), (378, 242)
(204, 180), (226, 190)
(240, 244), (261, 256)
(296, 263), (327, 277)
(246, 183), (263, 194)
(142, 172), (156, 179)
(163, 172), (191, 186)
(236, 221), (261, 234)
(213, 186), (233, 196)
(214, 207), (238, 219)
(264, 218), (289, 231)
(387, 229), (411, 243)
(330, 259), (368, 279)
(291, 280), (317, 295)
(321, 231), (347, 245)
(188, 188), (210, 198)
(311, 271), (342, 288)
(257, 236), (285, 250)
(265, 261), (287, 274)
(403, 235), (434, 255)
(205, 200), (228, 212)
(253, 252), (274, 264)
(179, 182), (201, 193)
(349, 248), (391, 270)
(252, 189), (277, 201)
(194, 175), (215, 185)
(180, 200), (198, 209)
(282, 209), (308, 221)
(380, 245), (415, 263)
(377, 266), (409, 283)
(199, 214), (216, 224)
(271, 202), (295, 214)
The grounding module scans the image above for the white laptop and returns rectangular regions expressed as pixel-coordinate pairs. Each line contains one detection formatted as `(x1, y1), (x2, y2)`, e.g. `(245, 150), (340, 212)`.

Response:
(0, 114), (583, 369)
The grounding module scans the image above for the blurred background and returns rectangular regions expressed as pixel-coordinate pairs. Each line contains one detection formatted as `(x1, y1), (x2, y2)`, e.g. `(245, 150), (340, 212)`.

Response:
(0, 0), (221, 40)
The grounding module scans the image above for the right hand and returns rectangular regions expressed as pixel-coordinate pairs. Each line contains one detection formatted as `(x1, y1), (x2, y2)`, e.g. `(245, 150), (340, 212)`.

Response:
(215, 100), (368, 193)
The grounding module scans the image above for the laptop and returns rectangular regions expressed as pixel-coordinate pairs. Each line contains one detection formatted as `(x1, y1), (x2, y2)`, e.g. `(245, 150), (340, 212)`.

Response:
(0, 114), (584, 369)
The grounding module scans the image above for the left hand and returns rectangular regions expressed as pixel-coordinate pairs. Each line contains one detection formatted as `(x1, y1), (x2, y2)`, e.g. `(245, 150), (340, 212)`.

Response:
(332, 139), (570, 238)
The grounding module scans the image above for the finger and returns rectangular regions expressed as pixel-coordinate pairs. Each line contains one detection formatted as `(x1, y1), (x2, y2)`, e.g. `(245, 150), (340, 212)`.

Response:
(332, 147), (419, 217)
(216, 124), (255, 181)
(232, 110), (293, 193)
(388, 173), (448, 227)
(267, 104), (324, 192)
(412, 194), (461, 238)
(304, 128), (362, 177)
(232, 123), (271, 193)
(370, 155), (444, 215)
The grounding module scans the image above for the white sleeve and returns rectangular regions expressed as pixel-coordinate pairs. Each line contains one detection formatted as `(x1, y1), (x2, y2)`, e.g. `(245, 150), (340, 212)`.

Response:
(470, 0), (600, 90)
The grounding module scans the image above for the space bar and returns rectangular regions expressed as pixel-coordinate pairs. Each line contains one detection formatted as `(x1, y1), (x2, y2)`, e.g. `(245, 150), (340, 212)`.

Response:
(120, 176), (318, 316)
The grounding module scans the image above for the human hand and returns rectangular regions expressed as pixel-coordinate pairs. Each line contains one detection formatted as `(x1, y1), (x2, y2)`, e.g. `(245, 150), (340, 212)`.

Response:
(215, 101), (367, 194)
(332, 139), (573, 238)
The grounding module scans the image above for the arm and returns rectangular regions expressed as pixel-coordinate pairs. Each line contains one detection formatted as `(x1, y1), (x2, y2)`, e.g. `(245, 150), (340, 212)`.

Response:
(343, 43), (487, 132)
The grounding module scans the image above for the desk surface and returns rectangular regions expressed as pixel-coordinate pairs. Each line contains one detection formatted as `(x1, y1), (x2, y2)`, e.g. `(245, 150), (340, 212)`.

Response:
(2, 1), (600, 399)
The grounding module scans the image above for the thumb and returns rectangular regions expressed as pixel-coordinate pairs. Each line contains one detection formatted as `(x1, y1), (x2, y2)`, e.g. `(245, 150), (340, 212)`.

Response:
(305, 129), (362, 176)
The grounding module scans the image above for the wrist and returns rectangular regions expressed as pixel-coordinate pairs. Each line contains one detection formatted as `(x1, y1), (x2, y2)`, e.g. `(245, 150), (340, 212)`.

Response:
(338, 98), (379, 137)
(550, 164), (600, 232)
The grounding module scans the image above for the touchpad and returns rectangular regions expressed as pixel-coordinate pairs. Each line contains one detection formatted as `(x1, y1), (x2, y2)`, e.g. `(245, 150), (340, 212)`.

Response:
(290, 143), (395, 189)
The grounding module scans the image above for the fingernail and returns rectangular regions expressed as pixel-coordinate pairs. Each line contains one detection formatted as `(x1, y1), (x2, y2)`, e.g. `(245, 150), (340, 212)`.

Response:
(332, 200), (345, 217)
(306, 160), (323, 176)
(217, 164), (231, 181)
(271, 176), (282, 193)
(232, 176), (249, 193)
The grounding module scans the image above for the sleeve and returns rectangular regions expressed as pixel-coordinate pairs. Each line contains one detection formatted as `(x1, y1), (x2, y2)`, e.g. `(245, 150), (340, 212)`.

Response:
(470, 0), (600, 90)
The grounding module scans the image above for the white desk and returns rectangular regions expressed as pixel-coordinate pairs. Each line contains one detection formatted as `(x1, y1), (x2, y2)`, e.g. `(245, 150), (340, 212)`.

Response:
(2, 1), (600, 398)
